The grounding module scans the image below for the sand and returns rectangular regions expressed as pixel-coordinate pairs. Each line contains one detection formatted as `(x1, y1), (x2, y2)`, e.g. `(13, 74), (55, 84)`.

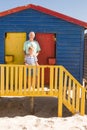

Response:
(0, 97), (87, 130)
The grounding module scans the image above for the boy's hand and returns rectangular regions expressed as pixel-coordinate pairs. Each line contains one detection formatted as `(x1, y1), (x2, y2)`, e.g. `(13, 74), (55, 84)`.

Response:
(36, 62), (39, 66)
(25, 63), (28, 66)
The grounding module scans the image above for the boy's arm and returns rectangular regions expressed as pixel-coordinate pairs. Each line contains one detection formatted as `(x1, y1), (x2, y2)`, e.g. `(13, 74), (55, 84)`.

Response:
(34, 56), (39, 65)
(35, 61), (39, 66)
(24, 56), (28, 65)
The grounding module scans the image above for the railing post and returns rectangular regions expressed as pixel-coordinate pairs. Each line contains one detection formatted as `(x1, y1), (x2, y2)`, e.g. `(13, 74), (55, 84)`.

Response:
(1, 66), (4, 95)
(80, 88), (85, 115)
(76, 86), (80, 113)
(58, 66), (63, 117)
(50, 67), (54, 94)
(30, 97), (34, 114)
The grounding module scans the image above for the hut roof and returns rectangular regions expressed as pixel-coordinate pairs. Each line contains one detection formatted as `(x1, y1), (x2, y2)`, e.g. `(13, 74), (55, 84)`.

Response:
(0, 4), (87, 28)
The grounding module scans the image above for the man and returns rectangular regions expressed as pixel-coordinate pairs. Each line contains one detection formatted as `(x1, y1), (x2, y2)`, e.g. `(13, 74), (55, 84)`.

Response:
(23, 31), (41, 88)
(23, 31), (41, 58)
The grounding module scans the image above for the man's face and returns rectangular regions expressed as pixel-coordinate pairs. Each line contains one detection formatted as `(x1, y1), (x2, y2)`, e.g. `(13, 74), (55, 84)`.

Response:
(29, 33), (35, 39)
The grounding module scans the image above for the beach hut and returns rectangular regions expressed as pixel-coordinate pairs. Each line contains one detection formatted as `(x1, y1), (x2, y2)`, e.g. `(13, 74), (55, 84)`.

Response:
(0, 4), (87, 84)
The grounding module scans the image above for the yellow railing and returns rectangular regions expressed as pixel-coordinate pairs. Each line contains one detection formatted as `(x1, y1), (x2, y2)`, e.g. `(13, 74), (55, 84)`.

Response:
(0, 64), (86, 117)
(83, 79), (87, 99)
(61, 66), (86, 116)
(85, 89), (87, 99)
(0, 65), (59, 96)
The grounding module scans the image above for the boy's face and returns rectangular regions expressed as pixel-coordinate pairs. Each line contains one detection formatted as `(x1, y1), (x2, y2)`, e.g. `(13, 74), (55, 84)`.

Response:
(28, 48), (33, 55)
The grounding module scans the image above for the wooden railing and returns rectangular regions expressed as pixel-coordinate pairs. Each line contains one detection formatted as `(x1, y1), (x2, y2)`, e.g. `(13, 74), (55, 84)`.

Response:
(61, 66), (86, 116)
(83, 79), (87, 99)
(0, 64), (86, 117)
(0, 65), (59, 96)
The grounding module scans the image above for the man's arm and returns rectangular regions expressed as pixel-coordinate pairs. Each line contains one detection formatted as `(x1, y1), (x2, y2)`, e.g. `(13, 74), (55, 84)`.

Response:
(23, 42), (27, 63)
(36, 51), (40, 56)
(24, 51), (26, 56)
(36, 41), (41, 56)
(23, 41), (27, 55)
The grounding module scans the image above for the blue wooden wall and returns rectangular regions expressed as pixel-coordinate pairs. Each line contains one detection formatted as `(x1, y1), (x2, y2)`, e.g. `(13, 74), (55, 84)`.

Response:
(0, 9), (84, 83)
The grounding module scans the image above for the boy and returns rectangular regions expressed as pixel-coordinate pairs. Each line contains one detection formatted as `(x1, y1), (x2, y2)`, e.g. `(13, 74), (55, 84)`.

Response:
(25, 46), (39, 88)
(25, 46), (38, 66)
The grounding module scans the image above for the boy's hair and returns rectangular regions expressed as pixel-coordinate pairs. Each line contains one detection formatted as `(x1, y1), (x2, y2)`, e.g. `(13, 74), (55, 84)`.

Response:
(28, 46), (34, 51)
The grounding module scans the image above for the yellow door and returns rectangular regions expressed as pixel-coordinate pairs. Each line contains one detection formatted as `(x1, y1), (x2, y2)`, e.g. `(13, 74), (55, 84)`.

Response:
(5, 33), (26, 64)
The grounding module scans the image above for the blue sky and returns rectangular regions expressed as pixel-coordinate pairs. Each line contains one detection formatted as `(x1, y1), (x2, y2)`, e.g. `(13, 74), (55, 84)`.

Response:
(0, 0), (87, 22)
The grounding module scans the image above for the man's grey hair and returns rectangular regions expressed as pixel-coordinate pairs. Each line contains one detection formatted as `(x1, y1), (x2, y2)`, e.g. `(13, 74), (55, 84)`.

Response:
(29, 31), (35, 37)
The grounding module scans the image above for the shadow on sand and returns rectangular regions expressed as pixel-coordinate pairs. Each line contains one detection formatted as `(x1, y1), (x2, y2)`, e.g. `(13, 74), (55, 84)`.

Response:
(0, 97), (86, 118)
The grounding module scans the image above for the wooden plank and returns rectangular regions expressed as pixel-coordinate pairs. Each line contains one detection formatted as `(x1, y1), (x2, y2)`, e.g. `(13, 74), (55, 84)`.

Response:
(24, 66), (27, 93)
(37, 66), (40, 92)
(32, 67), (36, 92)
(50, 67), (53, 94)
(41, 67), (44, 93)
(63, 74), (67, 100)
(68, 78), (71, 103)
(15, 66), (18, 93)
(28, 67), (31, 90)
(19, 66), (23, 94)
(80, 88), (85, 115)
(54, 67), (58, 91)
(6, 66), (9, 93)
(10, 67), (14, 92)
(58, 67), (63, 117)
(76, 85), (80, 112)
(1, 66), (4, 95)
(72, 83), (75, 108)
